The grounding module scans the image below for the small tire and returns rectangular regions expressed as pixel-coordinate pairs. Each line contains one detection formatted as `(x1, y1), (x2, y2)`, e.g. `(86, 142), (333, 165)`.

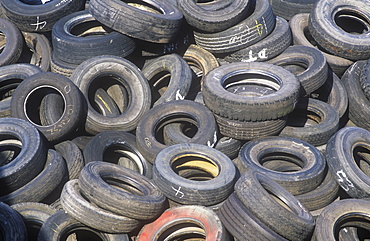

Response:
(78, 161), (166, 220)
(89, 0), (183, 43)
(308, 0), (370, 60)
(61, 179), (140, 233)
(10, 72), (86, 142)
(235, 170), (315, 241)
(202, 62), (300, 121)
(267, 45), (328, 96)
(71, 55), (151, 134)
(38, 210), (130, 241)
(136, 100), (218, 163)
(83, 130), (153, 178)
(238, 136), (326, 195)
(153, 143), (237, 206)
(326, 126), (370, 198)
(1, 0), (85, 32)
(52, 10), (136, 65)
(0, 18), (23, 66)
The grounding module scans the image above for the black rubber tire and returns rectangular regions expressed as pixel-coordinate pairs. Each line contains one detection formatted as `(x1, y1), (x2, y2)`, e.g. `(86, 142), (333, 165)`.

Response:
(268, 45), (328, 96)
(0, 201), (27, 241)
(214, 136), (242, 160)
(308, 0), (370, 61)
(289, 13), (353, 77)
(183, 44), (220, 80)
(359, 59), (370, 101)
(193, 0), (276, 54)
(0, 18), (23, 67)
(0, 118), (47, 196)
(1, 0), (85, 32)
(136, 205), (228, 241)
(314, 199), (370, 241)
(326, 126), (370, 198)
(0, 149), (67, 205)
(136, 99), (218, 163)
(93, 88), (121, 117)
(0, 63), (42, 118)
(295, 169), (340, 212)
(153, 143), (237, 206)
(238, 136), (326, 195)
(10, 72), (86, 142)
(11, 202), (56, 241)
(50, 51), (78, 78)
(224, 16), (292, 63)
(61, 179), (140, 233)
(71, 55), (151, 134)
(279, 98), (340, 146)
(52, 10), (136, 65)
(38, 210), (130, 241)
(268, 0), (316, 21)
(341, 61), (370, 130)
(89, 0), (183, 43)
(136, 21), (193, 57)
(177, 0), (250, 32)
(219, 192), (288, 241)
(54, 140), (85, 180)
(214, 114), (287, 140)
(18, 32), (52, 71)
(142, 53), (193, 107)
(71, 135), (93, 152)
(202, 61), (300, 121)
(79, 161), (166, 220)
(309, 69), (348, 119)
(83, 130), (153, 178)
(182, 44), (220, 100)
(235, 170), (315, 241)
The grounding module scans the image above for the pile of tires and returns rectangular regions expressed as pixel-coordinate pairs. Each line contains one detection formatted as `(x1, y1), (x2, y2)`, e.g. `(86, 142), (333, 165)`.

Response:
(1, 0), (370, 240)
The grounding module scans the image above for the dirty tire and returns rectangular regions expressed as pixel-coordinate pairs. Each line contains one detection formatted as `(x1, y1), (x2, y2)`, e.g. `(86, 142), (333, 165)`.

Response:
(153, 143), (237, 206)
(89, 0), (183, 43)
(61, 179), (141, 233)
(235, 170), (315, 241)
(238, 136), (326, 195)
(78, 161), (166, 220)
(202, 62), (300, 121)
(136, 100), (218, 163)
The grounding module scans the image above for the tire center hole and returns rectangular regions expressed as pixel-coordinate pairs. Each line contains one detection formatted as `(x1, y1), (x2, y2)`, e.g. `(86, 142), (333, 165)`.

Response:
(103, 176), (145, 196)
(70, 20), (113, 37)
(156, 222), (206, 241)
(223, 72), (281, 97)
(149, 71), (171, 104)
(286, 110), (322, 127)
(334, 9), (370, 34)
(126, 0), (163, 14)
(24, 86), (65, 126)
(335, 213), (370, 240)
(156, 115), (199, 145)
(280, 60), (308, 76)
(0, 33), (6, 54)
(353, 144), (370, 177)
(61, 228), (103, 241)
(89, 74), (130, 116)
(103, 144), (144, 174)
(0, 78), (23, 101)
(0, 136), (22, 166)
(260, 151), (304, 172)
(171, 154), (219, 181)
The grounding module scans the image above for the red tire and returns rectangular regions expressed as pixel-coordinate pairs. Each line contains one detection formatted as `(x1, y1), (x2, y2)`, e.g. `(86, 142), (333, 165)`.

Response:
(136, 205), (228, 241)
